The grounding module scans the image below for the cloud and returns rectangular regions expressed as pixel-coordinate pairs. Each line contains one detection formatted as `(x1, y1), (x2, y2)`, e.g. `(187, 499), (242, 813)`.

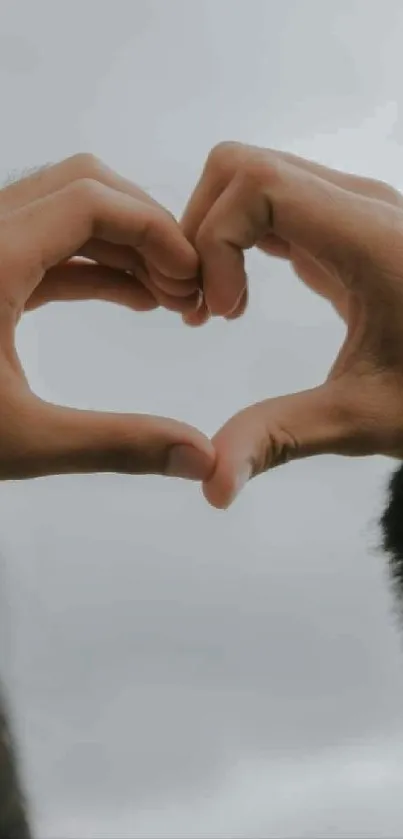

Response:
(40, 732), (403, 837)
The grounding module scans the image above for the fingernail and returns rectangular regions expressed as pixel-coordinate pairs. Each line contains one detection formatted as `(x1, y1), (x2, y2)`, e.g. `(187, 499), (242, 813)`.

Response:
(227, 465), (251, 506)
(167, 445), (212, 481)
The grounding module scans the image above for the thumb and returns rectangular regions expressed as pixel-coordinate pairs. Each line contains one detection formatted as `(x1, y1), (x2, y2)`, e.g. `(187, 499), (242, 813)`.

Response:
(203, 384), (352, 509)
(4, 394), (216, 482)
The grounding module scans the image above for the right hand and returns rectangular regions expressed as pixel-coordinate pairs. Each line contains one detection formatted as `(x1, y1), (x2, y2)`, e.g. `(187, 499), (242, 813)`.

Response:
(181, 143), (403, 508)
(0, 153), (215, 483)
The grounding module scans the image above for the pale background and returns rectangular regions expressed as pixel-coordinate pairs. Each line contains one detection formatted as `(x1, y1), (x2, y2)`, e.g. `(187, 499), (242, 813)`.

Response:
(0, 1), (403, 836)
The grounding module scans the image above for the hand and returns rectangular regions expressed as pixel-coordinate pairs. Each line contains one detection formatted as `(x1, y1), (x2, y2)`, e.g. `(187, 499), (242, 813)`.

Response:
(181, 142), (403, 508)
(0, 153), (215, 482)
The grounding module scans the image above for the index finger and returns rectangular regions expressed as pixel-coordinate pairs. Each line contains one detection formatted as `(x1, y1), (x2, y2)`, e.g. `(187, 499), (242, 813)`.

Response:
(1, 153), (199, 297)
(1, 178), (199, 304)
(192, 156), (400, 316)
(181, 142), (251, 242)
(193, 170), (272, 315)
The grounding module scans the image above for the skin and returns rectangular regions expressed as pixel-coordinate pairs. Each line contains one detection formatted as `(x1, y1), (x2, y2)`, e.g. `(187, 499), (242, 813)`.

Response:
(4, 146), (403, 506)
(0, 153), (213, 838)
(2, 146), (403, 833)
(0, 153), (216, 485)
(180, 142), (403, 509)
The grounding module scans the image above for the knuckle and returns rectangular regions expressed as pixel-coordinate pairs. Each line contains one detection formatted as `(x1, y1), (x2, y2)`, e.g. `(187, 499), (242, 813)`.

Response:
(260, 425), (299, 472)
(361, 176), (402, 208)
(375, 180), (402, 208)
(204, 142), (274, 196)
(195, 219), (217, 251)
(236, 406), (300, 478)
(239, 151), (279, 191)
(206, 141), (243, 175)
(0, 224), (25, 311)
(67, 152), (106, 182)
(0, 219), (23, 269)
(70, 177), (105, 207)
(131, 206), (156, 249)
(63, 178), (108, 240)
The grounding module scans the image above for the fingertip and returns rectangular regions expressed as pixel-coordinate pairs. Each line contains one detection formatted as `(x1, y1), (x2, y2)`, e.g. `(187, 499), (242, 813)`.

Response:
(202, 481), (229, 509)
(225, 286), (248, 320)
(203, 412), (257, 507)
(182, 303), (210, 327)
(169, 289), (203, 314)
(167, 442), (215, 481)
(203, 463), (251, 509)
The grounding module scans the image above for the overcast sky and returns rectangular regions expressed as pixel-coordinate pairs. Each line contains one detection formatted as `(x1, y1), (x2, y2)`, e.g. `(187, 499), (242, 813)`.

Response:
(1, 1), (403, 836)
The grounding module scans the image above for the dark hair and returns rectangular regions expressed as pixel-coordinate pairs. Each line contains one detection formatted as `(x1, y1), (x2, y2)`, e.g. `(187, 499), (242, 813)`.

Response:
(380, 462), (403, 595)
(0, 687), (32, 838)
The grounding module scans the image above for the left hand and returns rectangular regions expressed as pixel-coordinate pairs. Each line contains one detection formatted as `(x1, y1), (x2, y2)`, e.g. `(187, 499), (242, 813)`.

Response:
(181, 143), (403, 508)
(1, 153), (201, 315)
(0, 153), (215, 483)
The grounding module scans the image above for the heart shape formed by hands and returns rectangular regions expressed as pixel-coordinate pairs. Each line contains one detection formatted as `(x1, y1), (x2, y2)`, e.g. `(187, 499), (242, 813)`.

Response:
(2, 147), (403, 510)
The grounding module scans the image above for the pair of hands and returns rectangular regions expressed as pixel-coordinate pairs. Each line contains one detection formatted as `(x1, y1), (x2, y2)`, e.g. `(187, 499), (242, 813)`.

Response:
(1, 144), (403, 509)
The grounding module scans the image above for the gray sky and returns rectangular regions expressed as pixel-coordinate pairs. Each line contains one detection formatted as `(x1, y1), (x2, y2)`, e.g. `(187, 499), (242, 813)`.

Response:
(1, 0), (403, 836)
